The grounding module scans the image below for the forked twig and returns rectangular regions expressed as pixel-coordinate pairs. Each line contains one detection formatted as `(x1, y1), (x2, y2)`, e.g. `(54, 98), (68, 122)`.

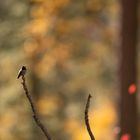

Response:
(21, 76), (51, 140)
(85, 94), (95, 140)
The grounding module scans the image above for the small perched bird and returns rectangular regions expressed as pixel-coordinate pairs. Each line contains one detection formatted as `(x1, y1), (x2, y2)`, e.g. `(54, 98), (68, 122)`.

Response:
(17, 66), (27, 79)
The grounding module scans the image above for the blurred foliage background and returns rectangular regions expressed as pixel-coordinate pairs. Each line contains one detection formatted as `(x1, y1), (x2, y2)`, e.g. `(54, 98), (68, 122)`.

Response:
(0, 0), (139, 140)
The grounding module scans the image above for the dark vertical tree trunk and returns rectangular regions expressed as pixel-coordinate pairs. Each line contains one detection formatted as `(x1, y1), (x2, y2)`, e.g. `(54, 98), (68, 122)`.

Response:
(120, 0), (138, 139)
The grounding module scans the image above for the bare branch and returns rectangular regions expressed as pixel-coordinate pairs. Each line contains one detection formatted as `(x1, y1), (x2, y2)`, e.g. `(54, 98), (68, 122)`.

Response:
(21, 76), (51, 140)
(85, 94), (95, 140)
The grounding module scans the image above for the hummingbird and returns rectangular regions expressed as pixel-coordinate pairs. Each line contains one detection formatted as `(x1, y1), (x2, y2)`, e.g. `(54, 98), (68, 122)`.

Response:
(17, 66), (27, 79)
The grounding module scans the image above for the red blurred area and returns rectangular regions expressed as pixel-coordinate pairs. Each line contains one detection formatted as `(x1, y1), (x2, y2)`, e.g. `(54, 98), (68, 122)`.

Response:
(128, 84), (136, 94)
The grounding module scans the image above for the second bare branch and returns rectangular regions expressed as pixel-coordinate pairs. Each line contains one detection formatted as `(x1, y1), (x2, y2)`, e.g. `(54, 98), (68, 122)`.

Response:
(85, 94), (95, 140)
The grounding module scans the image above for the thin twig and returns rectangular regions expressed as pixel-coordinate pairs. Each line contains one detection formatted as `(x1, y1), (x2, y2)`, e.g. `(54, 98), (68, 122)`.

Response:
(21, 76), (51, 140)
(85, 94), (95, 140)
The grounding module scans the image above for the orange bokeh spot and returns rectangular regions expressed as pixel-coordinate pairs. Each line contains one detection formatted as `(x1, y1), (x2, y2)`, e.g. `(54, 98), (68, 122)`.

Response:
(128, 83), (136, 94)
(120, 133), (131, 140)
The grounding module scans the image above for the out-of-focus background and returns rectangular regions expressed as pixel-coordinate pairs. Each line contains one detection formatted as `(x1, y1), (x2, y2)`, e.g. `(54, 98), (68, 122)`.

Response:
(0, 0), (139, 140)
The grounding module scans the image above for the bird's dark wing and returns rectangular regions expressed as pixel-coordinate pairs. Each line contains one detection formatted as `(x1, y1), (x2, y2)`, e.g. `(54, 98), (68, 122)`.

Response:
(17, 71), (22, 79)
